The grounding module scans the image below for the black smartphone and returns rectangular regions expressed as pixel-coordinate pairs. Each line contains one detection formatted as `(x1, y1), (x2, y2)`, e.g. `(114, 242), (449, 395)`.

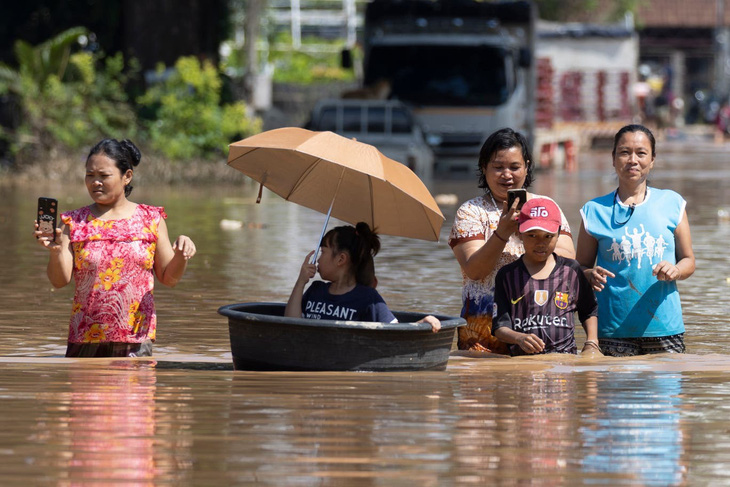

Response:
(37, 197), (58, 243)
(507, 189), (527, 210)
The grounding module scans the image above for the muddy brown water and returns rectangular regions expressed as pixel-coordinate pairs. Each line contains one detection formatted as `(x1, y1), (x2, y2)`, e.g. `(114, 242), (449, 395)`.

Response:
(2, 137), (730, 485)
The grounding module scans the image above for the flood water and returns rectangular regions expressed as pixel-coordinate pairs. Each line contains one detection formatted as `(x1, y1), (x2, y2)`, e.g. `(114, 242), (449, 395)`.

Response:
(3, 134), (730, 485)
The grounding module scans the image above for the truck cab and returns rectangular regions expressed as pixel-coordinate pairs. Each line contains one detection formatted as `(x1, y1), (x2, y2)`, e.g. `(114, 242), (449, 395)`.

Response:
(362, 0), (536, 174)
(306, 98), (435, 180)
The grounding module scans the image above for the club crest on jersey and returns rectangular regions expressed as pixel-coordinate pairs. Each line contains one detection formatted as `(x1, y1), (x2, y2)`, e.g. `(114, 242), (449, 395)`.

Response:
(554, 291), (569, 310)
(534, 290), (548, 306)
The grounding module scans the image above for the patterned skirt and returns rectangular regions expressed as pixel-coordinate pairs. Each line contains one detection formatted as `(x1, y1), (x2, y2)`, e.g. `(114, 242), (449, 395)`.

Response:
(457, 298), (510, 354)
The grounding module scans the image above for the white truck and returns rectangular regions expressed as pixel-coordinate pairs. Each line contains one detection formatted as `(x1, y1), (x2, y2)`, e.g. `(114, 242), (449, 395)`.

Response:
(361, 0), (536, 174)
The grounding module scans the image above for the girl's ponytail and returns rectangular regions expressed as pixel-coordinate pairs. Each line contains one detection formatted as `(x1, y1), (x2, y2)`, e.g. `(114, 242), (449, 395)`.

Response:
(323, 222), (380, 287)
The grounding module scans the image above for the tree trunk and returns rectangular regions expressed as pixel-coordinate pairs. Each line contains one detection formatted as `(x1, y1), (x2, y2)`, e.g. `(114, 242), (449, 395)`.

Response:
(243, 0), (266, 105)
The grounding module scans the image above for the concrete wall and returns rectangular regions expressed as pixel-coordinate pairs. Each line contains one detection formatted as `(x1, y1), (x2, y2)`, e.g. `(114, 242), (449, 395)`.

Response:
(537, 36), (639, 72)
(536, 27), (639, 124)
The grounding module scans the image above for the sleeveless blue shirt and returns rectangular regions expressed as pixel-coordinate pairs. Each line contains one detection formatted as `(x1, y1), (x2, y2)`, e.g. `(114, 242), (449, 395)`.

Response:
(580, 188), (686, 338)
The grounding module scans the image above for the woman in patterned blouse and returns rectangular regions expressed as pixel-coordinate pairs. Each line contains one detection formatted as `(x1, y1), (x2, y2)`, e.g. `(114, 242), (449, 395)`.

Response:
(448, 128), (575, 353)
(34, 139), (196, 357)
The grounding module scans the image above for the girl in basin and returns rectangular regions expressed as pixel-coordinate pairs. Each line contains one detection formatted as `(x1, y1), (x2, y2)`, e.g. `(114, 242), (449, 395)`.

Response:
(285, 222), (441, 332)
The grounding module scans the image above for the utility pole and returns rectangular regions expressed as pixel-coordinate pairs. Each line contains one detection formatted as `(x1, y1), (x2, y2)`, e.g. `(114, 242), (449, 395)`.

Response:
(344, 0), (356, 48)
(291, 0), (301, 49)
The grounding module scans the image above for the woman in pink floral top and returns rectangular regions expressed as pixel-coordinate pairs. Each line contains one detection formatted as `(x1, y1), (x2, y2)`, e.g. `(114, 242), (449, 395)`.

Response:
(449, 128), (575, 353)
(34, 139), (196, 357)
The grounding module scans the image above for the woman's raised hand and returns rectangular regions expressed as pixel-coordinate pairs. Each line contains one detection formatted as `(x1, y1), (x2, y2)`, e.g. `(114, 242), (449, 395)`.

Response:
(496, 198), (521, 239)
(33, 221), (63, 252)
(172, 235), (197, 260)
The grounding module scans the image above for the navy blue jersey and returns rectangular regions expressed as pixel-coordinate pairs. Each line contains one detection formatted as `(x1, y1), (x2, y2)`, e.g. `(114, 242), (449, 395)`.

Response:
(301, 281), (396, 323)
(492, 255), (597, 356)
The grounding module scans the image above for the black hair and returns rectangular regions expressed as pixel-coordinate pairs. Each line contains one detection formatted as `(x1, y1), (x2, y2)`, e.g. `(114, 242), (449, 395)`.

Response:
(87, 138), (142, 196)
(612, 124), (656, 158)
(477, 127), (534, 192)
(322, 222), (380, 287)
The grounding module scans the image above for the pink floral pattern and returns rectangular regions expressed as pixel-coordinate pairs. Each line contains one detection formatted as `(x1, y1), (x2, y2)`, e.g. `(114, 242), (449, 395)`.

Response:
(61, 205), (166, 344)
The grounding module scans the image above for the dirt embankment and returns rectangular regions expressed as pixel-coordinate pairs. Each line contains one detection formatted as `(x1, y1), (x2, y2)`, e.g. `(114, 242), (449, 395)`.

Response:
(0, 150), (252, 187)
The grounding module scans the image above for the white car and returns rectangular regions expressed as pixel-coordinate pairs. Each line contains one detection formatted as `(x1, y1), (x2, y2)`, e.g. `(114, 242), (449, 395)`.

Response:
(306, 99), (435, 180)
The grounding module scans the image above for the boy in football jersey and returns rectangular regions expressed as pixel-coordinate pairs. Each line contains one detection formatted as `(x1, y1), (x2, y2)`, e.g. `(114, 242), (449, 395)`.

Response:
(492, 198), (602, 356)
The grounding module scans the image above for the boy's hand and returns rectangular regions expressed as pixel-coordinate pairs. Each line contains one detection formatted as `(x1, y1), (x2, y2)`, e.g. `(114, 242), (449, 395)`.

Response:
(516, 333), (545, 354)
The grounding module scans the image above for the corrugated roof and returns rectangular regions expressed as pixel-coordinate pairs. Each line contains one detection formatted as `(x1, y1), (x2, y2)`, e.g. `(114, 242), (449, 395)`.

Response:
(637, 0), (730, 28)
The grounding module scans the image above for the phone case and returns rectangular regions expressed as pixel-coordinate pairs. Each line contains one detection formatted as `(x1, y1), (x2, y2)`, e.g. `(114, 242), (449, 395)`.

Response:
(37, 197), (58, 242)
(507, 189), (527, 209)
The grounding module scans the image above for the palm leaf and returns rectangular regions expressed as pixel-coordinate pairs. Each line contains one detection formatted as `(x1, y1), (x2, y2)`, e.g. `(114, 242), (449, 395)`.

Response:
(0, 63), (22, 94)
(12, 26), (88, 85)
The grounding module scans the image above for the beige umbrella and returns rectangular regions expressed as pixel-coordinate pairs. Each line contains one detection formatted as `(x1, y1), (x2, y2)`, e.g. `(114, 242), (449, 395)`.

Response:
(227, 127), (444, 251)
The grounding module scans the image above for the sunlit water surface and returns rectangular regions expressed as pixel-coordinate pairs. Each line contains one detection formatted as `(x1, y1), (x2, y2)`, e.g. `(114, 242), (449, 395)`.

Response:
(2, 138), (730, 485)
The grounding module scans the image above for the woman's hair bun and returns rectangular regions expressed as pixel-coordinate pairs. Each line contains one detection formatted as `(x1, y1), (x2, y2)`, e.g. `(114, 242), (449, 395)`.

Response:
(120, 139), (142, 167)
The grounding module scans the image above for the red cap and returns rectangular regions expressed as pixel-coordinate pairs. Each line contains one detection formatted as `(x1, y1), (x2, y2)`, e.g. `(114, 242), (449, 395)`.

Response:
(518, 197), (561, 234)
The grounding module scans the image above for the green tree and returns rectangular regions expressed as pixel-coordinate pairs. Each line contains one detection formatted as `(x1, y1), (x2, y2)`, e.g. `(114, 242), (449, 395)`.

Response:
(0, 26), (87, 97)
(268, 33), (357, 84)
(138, 56), (261, 160)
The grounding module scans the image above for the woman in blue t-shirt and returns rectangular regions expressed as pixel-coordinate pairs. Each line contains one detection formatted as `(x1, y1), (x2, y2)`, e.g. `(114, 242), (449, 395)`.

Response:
(576, 124), (695, 356)
(285, 222), (440, 331)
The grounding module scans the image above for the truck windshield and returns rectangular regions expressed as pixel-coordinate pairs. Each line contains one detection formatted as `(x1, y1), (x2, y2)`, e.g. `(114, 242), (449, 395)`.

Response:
(366, 45), (509, 107)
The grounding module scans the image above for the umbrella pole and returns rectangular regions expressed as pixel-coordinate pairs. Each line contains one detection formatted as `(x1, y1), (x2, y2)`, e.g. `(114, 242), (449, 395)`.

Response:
(310, 169), (344, 264)
(311, 199), (334, 264)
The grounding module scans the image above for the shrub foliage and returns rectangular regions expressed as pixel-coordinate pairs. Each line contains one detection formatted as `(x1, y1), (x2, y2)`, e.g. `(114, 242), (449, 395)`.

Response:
(138, 56), (261, 160)
(0, 28), (137, 159)
(0, 29), (262, 164)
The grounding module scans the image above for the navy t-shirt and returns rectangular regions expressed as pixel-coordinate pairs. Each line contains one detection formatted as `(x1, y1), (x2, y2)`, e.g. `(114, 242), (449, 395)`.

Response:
(492, 255), (597, 356)
(301, 281), (397, 323)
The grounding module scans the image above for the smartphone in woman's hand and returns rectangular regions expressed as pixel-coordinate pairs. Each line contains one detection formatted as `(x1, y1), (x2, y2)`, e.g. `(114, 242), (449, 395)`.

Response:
(37, 197), (58, 243)
(507, 189), (527, 210)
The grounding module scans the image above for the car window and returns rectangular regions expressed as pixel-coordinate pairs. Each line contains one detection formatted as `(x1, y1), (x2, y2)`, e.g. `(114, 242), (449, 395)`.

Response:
(391, 108), (413, 134)
(343, 107), (362, 132)
(367, 107), (386, 133)
(318, 107), (337, 132)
